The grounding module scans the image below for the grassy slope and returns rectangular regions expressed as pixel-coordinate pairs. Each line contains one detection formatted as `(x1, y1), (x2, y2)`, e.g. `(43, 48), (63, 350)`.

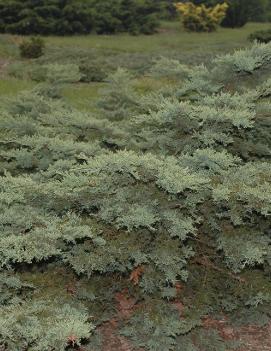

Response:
(46, 22), (271, 53)
(0, 78), (35, 96)
(0, 21), (270, 109)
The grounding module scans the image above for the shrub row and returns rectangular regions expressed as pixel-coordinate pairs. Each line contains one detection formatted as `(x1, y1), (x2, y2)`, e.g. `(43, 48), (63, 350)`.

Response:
(0, 0), (160, 35)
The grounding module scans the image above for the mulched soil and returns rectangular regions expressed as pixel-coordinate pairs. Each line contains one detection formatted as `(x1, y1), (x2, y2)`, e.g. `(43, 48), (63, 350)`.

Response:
(96, 294), (271, 351)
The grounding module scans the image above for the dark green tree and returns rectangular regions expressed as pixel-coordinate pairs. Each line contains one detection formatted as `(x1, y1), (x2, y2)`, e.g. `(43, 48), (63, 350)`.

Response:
(192, 0), (270, 26)
(222, 0), (268, 27)
(0, 0), (161, 35)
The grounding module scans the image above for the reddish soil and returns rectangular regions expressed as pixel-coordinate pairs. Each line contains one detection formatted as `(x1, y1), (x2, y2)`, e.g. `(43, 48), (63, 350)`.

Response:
(97, 306), (271, 351)
(202, 316), (271, 351)
(235, 323), (271, 351)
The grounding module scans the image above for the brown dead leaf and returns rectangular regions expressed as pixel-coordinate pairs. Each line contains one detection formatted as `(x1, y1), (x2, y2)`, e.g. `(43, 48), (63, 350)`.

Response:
(129, 266), (144, 286)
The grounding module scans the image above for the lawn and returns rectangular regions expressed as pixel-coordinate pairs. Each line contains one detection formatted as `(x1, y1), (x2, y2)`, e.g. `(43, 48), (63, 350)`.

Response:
(0, 21), (270, 109)
(45, 22), (270, 54)
(0, 22), (270, 60)
(0, 78), (35, 96)
(62, 83), (106, 111)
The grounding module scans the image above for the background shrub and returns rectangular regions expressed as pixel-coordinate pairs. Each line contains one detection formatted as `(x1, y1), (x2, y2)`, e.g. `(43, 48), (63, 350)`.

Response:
(220, 0), (270, 27)
(79, 61), (107, 83)
(249, 28), (271, 43)
(175, 2), (228, 32)
(19, 37), (45, 59)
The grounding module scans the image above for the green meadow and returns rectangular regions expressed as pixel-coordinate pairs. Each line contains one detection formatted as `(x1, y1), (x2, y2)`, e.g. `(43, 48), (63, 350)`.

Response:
(0, 21), (270, 111)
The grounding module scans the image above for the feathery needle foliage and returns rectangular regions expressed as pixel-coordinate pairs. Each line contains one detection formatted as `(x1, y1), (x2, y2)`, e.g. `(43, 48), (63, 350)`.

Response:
(0, 42), (271, 350)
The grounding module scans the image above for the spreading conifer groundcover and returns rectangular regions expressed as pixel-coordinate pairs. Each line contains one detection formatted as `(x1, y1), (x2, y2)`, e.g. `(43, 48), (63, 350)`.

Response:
(0, 42), (271, 350)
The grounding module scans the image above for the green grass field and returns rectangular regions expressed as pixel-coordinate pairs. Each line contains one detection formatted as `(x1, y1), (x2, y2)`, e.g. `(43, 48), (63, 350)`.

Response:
(0, 78), (35, 96)
(62, 83), (106, 111)
(0, 21), (270, 109)
(1, 22), (270, 59)
(45, 22), (270, 53)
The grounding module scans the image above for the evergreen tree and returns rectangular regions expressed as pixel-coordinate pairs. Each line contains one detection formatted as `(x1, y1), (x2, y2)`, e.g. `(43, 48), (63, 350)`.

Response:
(0, 0), (160, 35)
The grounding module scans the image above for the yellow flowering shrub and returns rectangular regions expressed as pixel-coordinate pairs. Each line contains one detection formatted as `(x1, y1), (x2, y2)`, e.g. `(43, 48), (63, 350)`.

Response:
(175, 2), (228, 32)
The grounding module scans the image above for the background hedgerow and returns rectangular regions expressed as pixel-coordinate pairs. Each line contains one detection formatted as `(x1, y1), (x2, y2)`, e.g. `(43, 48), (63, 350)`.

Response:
(0, 0), (160, 35)
(0, 0), (270, 36)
